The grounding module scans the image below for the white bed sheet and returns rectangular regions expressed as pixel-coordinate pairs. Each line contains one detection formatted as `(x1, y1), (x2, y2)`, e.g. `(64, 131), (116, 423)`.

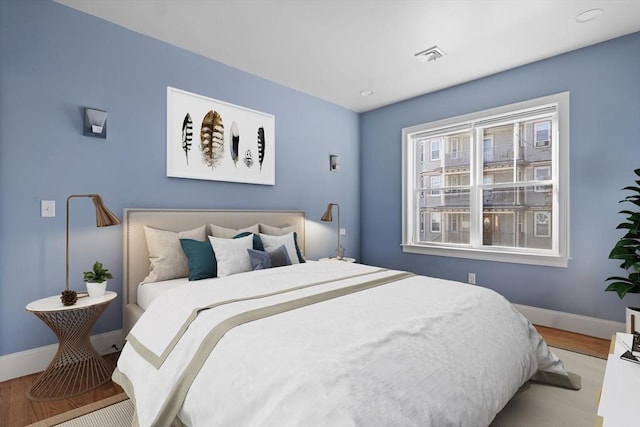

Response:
(116, 261), (572, 427)
(137, 277), (189, 311)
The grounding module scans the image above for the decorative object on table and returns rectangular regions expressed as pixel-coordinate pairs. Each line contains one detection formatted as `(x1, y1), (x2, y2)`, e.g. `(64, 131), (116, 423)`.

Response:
(63, 194), (120, 305)
(321, 203), (345, 259)
(632, 333), (640, 357)
(60, 289), (78, 306)
(166, 87), (275, 185)
(83, 107), (108, 139)
(84, 261), (113, 298)
(604, 168), (640, 332)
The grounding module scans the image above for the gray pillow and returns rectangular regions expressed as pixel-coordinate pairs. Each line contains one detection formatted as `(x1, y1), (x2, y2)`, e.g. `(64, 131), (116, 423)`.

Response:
(248, 245), (291, 270)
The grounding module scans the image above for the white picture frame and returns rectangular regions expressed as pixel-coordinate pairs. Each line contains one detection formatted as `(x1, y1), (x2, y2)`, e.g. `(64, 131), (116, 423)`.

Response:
(166, 87), (275, 185)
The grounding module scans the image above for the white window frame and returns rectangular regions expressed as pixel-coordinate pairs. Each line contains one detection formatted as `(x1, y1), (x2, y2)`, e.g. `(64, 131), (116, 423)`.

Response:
(401, 92), (570, 267)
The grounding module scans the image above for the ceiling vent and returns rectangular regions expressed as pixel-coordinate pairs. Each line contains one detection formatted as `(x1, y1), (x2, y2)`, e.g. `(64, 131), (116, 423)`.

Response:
(414, 46), (446, 63)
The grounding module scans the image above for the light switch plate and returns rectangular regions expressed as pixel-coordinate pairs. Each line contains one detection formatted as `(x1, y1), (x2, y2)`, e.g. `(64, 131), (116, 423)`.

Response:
(41, 200), (55, 217)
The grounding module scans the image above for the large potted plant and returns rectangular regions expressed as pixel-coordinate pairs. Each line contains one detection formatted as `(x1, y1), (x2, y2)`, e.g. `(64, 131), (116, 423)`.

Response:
(605, 168), (640, 332)
(83, 261), (113, 298)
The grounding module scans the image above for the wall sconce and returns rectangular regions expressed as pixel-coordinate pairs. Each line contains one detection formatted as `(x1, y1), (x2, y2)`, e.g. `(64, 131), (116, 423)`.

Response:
(83, 108), (108, 139)
(329, 155), (341, 171)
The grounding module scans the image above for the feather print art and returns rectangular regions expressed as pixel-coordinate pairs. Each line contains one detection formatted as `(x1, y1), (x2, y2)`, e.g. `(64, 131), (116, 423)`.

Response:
(200, 110), (224, 168)
(257, 126), (265, 172)
(230, 121), (240, 167)
(244, 149), (254, 168)
(181, 113), (193, 165)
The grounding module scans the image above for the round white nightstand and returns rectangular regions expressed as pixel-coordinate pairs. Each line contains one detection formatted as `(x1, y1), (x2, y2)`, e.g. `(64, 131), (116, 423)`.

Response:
(319, 257), (356, 263)
(25, 291), (117, 400)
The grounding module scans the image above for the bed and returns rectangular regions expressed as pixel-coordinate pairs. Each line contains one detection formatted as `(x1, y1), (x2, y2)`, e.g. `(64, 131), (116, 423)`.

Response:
(114, 208), (580, 427)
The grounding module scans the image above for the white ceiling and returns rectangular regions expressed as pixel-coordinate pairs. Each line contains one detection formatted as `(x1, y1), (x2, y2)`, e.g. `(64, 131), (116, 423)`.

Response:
(54, 0), (640, 113)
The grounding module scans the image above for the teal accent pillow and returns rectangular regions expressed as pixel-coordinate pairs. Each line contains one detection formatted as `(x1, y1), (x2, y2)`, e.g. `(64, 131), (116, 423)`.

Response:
(179, 239), (217, 281)
(248, 244), (291, 270)
(293, 231), (305, 264)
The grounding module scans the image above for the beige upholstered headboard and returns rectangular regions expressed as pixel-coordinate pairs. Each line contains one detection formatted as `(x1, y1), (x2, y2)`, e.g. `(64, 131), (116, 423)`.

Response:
(122, 208), (305, 334)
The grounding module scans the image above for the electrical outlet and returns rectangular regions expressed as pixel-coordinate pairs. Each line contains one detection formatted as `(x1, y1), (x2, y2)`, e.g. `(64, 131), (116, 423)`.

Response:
(339, 228), (346, 235)
(468, 273), (476, 285)
(41, 200), (55, 217)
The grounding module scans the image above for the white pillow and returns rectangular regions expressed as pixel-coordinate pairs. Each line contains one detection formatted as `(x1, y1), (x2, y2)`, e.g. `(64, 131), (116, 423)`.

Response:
(259, 232), (300, 265)
(209, 223), (259, 238)
(142, 225), (207, 283)
(208, 234), (253, 277)
(258, 223), (296, 236)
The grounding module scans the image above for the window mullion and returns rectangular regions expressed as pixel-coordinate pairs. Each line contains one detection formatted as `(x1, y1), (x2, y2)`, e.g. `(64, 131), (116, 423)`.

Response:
(469, 127), (482, 248)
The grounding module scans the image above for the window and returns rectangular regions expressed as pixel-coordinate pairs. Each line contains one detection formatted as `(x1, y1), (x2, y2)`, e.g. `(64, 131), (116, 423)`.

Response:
(402, 92), (569, 267)
(534, 121), (551, 147)
(450, 137), (459, 159)
(430, 213), (441, 233)
(483, 136), (494, 162)
(535, 211), (551, 237)
(430, 139), (441, 161)
(429, 175), (441, 196)
(534, 166), (551, 192)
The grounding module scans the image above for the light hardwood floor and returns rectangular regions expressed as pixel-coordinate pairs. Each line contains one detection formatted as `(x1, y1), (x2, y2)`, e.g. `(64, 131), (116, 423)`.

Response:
(0, 326), (610, 426)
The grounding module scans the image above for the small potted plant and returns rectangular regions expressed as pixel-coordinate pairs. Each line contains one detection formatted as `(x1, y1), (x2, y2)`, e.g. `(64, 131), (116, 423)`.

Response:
(83, 261), (113, 298)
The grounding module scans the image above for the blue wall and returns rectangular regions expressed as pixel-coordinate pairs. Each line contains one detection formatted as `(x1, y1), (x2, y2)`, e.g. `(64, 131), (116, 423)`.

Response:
(1, 0), (638, 358)
(360, 32), (640, 323)
(0, 0), (359, 356)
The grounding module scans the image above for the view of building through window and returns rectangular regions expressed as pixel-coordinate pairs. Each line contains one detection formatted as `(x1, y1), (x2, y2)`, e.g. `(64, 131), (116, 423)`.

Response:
(417, 120), (553, 250)
(403, 93), (568, 266)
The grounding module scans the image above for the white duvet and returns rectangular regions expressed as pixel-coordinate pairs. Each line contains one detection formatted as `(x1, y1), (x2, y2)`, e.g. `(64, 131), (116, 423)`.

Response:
(114, 261), (573, 427)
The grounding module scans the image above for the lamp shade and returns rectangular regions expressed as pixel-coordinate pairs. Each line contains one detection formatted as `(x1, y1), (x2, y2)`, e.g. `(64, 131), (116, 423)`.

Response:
(91, 195), (121, 227)
(321, 203), (334, 222)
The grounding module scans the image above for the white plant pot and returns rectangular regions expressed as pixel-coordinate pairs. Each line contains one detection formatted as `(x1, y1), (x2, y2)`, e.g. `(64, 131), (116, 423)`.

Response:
(86, 281), (107, 298)
(625, 306), (640, 333)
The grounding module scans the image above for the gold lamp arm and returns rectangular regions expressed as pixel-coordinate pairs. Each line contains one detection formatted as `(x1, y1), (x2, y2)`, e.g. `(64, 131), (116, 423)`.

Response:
(321, 203), (344, 259)
(66, 194), (120, 291)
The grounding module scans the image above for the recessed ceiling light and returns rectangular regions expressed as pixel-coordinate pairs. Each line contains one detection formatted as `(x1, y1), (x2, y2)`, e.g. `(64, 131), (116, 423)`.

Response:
(576, 8), (604, 23)
(360, 89), (374, 96)
(415, 46), (446, 63)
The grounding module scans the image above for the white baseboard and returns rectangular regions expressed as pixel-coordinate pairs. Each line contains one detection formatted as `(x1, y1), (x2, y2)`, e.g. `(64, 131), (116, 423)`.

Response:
(514, 304), (625, 339)
(0, 329), (124, 383)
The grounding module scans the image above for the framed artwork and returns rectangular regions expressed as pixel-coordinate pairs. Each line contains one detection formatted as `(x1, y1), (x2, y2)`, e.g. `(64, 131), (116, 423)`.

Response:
(166, 87), (275, 185)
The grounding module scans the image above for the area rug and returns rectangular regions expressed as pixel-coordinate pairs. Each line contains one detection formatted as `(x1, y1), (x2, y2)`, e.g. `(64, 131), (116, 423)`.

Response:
(29, 347), (605, 427)
(25, 393), (132, 427)
(491, 347), (606, 426)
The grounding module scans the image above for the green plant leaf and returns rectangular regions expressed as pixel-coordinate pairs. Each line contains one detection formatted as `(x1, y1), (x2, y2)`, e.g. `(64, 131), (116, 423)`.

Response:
(605, 169), (640, 298)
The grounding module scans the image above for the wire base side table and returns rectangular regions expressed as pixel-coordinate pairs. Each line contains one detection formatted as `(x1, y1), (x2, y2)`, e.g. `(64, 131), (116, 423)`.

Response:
(26, 291), (117, 401)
